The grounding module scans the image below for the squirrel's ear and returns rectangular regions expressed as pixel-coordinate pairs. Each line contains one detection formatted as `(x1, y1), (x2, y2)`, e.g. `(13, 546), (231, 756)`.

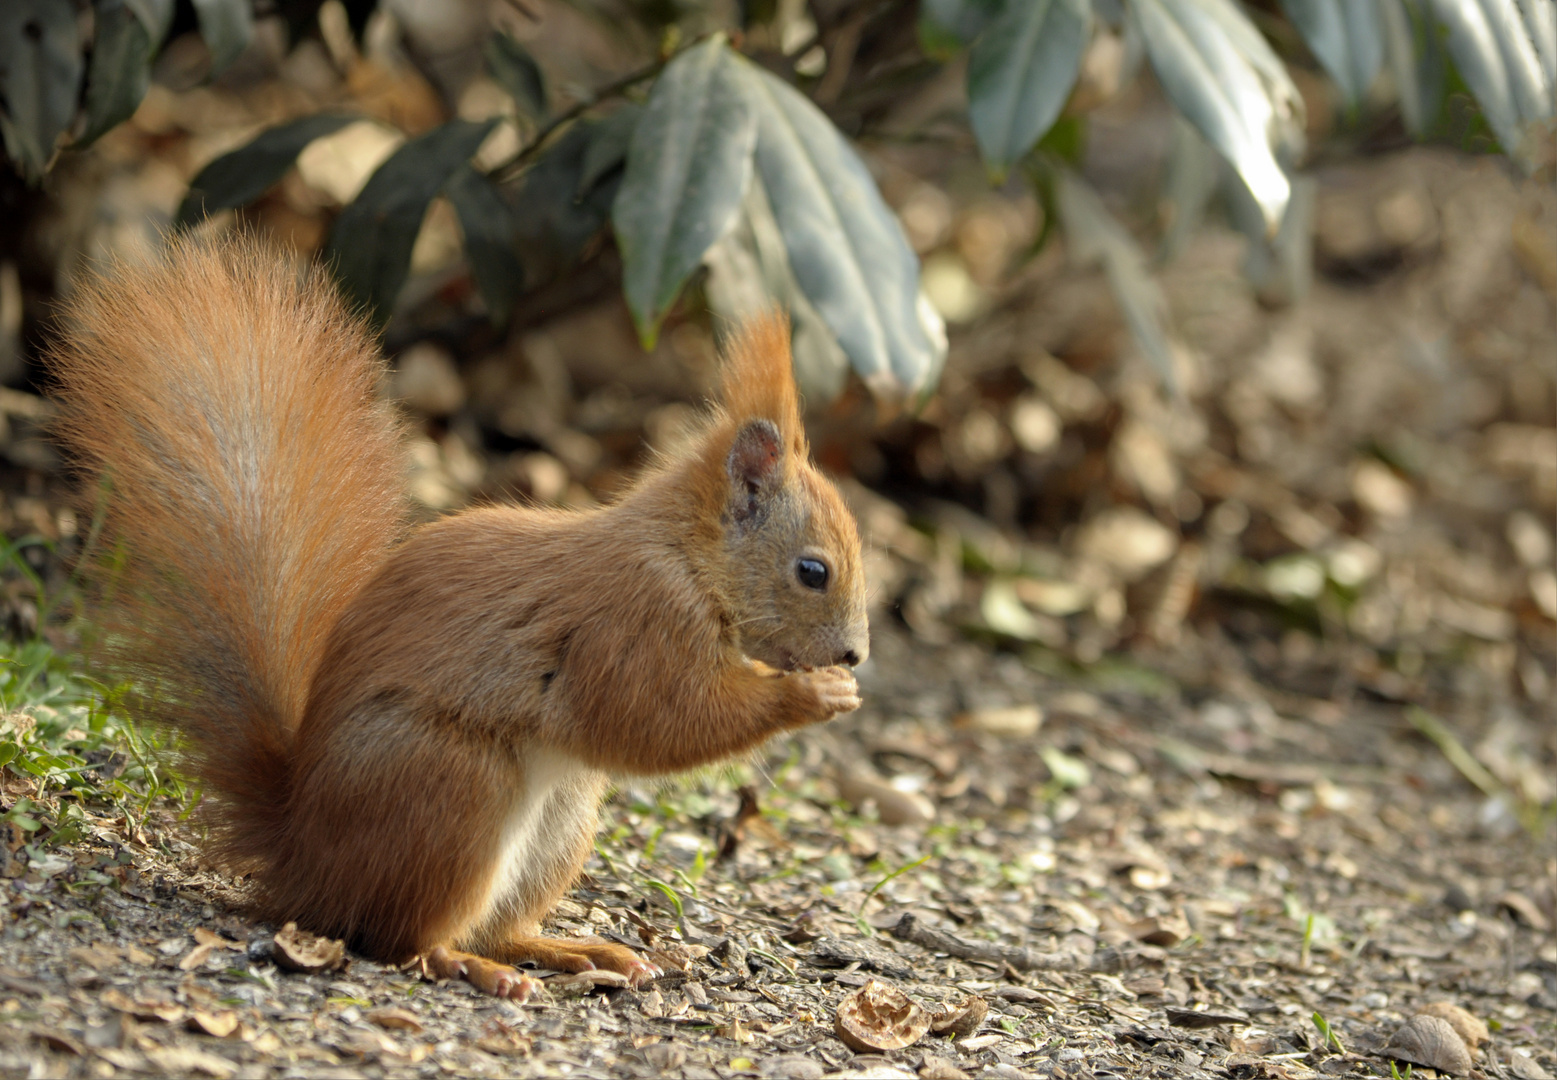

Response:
(727, 419), (783, 526)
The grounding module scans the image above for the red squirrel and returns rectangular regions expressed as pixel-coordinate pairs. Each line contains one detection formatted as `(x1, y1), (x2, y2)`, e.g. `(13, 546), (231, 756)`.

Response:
(50, 235), (868, 1000)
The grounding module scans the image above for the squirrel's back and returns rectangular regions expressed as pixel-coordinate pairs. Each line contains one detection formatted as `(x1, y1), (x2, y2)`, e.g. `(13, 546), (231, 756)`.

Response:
(51, 234), (407, 868)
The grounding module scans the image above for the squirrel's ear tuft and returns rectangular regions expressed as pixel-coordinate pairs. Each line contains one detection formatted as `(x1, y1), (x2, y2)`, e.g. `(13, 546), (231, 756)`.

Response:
(719, 313), (802, 444)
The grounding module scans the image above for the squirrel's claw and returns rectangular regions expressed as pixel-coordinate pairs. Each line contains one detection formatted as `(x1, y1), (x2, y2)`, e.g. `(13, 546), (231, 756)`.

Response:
(422, 946), (539, 1002)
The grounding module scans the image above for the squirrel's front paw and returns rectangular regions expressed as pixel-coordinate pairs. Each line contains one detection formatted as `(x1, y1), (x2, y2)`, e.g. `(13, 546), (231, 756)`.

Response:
(803, 665), (861, 718)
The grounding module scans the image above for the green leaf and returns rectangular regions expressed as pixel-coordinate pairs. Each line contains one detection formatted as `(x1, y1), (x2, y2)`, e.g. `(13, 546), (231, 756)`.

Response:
(1282, 0), (1384, 107)
(1131, 0), (1303, 233)
(190, 0), (253, 74)
(484, 32), (547, 118)
(731, 55), (946, 403)
(1429, 0), (1554, 165)
(444, 165), (523, 326)
(176, 114), (358, 227)
(513, 121), (620, 289)
(79, 0), (156, 147)
(614, 37), (757, 347)
(325, 118), (499, 324)
(1054, 167), (1176, 390)
(968, 0), (1091, 179)
(0, 0), (83, 178)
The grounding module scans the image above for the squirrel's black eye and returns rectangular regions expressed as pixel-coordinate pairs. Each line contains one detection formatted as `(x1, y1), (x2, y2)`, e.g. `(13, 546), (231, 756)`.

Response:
(796, 557), (828, 591)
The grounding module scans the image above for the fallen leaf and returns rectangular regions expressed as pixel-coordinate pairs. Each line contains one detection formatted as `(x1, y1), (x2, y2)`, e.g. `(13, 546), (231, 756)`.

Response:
(1381, 1014), (1473, 1075)
(955, 704), (1043, 738)
(34, 1029), (84, 1055)
(193, 928), (244, 951)
(1166, 1005), (1250, 1028)
(835, 772), (935, 826)
(143, 1045), (239, 1077)
(1496, 891), (1551, 932)
(1230, 1033), (1281, 1055)
(957, 1032), (1004, 1051)
(178, 942), (215, 971)
(928, 994), (988, 1037)
(919, 1055), (972, 1080)
(834, 979), (930, 1052)
(102, 987), (184, 1023)
(1508, 1049), (1555, 1080)
(546, 969), (630, 995)
(1414, 1003), (1487, 1052)
(366, 1006), (424, 1033)
(187, 1009), (240, 1038)
(68, 944), (122, 970)
(271, 923), (347, 974)
(1129, 911), (1190, 946)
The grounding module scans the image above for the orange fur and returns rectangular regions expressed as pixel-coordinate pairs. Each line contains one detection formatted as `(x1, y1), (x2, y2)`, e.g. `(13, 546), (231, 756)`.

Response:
(50, 237), (868, 998)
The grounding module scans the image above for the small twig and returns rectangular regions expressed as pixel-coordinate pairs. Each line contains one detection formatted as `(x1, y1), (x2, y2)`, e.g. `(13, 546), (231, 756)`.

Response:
(889, 912), (1086, 972)
(488, 32), (720, 183)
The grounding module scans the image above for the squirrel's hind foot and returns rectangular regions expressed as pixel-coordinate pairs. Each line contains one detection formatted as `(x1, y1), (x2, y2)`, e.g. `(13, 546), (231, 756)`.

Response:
(422, 946), (538, 1000)
(490, 935), (661, 987)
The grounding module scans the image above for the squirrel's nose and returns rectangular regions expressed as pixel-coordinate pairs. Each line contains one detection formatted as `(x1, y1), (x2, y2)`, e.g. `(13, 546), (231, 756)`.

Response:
(841, 649), (860, 667)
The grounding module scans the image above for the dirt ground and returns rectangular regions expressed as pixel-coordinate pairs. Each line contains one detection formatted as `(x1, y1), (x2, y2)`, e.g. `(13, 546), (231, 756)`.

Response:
(0, 28), (1555, 1080)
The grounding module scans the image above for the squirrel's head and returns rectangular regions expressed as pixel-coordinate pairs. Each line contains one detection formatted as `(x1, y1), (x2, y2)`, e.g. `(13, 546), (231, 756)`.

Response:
(708, 317), (869, 673)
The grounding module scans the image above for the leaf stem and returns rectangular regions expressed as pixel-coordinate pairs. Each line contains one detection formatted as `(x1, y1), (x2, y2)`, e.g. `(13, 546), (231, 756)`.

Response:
(488, 33), (719, 183)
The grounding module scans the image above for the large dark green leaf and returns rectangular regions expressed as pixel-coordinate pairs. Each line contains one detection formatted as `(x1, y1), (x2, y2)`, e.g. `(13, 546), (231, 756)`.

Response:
(444, 164), (523, 327)
(1055, 169), (1175, 390)
(512, 120), (622, 290)
(79, 0), (158, 147)
(1131, 0), (1302, 233)
(485, 33), (547, 118)
(968, 0), (1091, 179)
(614, 37), (757, 347)
(730, 56), (945, 403)
(190, 0), (252, 73)
(1282, 0), (1384, 107)
(175, 114), (358, 227)
(0, 0), (83, 178)
(325, 119), (498, 324)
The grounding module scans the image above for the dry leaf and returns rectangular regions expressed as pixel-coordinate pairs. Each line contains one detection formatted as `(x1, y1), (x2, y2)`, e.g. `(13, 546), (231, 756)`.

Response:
(1382, 1014), (1473, 1075)
(1129, 911), (1191, 946)
(833, 979), (930, 1052)
(928, 994), (988, 1037)
(1415, 1003), (1487, 1052)
(835, 772), (935, 826)
(919, 1055), (972, 1080)
(68, 944), (121, 970)
(955, 704), (1043, 738)
(193, 928), (243, 951)
(102, 987), (185, 1023)
(271, 922), (347, 974)
(476, 1030), (532, 1056)
(186, 1009), (240, 1038)
(366, 1007), (424, 1033)
(179, 942), (215, 971)
(546, 969), (630, 995)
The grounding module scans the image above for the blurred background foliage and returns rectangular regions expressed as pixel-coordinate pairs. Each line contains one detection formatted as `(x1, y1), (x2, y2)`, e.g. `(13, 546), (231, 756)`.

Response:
(0, 0), (1552, 825)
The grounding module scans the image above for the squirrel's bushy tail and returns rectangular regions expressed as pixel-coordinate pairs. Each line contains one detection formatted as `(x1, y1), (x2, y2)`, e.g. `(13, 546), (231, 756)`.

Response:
(51, 234), (407, 869)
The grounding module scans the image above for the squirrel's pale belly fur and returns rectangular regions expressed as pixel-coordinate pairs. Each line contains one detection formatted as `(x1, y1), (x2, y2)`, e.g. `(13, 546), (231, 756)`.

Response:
(51, 235), (869, 998)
